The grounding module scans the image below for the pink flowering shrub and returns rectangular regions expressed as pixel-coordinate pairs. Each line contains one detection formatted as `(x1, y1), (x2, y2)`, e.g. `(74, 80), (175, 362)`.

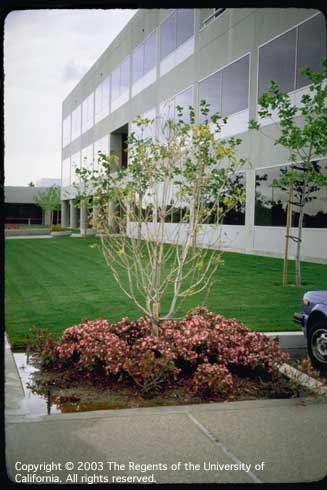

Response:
(123, 336), (179, 393)
(191, 363), (234, 399)
(31, 307), (289, 397)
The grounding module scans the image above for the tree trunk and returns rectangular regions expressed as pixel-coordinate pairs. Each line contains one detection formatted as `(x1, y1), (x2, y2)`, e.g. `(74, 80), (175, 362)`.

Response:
(295, 199), (305, 287)
(151, 302), (159, 337)
(283, 181), (293, 287)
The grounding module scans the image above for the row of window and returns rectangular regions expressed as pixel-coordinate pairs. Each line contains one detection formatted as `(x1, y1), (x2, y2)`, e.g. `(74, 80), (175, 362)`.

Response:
(63, 148), (327, 229)
(63, 11), (325, 149)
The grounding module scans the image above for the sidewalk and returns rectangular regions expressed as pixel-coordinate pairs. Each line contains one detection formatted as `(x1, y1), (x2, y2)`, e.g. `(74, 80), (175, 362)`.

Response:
(5, 339), (327, 484)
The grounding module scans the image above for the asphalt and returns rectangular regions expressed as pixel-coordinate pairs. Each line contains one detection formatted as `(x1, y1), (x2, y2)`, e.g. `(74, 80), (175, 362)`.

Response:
(5, 337), (327, 485)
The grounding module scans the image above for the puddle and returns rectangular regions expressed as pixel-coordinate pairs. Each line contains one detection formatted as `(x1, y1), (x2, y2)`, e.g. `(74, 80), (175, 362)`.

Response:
(13, 352), (117, 416)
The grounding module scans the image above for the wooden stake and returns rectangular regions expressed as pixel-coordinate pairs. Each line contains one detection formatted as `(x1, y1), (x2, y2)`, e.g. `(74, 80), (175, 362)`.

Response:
(152, 302), (159, 337)
(283, 181), (293, 287)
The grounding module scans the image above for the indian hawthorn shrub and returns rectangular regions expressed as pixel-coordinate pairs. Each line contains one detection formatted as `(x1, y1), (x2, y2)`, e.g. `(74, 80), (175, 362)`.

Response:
(32, 308), (289, 397)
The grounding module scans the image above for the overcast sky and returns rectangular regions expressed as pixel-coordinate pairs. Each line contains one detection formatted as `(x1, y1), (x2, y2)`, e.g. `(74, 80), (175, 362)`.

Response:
(4, 9), (136, 186)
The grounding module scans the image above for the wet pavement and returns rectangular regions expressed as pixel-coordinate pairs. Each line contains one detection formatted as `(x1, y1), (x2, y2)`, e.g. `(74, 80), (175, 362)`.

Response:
(5, 336), (327, 484)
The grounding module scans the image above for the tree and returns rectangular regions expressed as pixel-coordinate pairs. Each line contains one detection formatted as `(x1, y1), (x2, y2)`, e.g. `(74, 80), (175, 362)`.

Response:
(250, 58), (327, 287)
(34, 185), (61, 225)
(76, 102), (248, 336)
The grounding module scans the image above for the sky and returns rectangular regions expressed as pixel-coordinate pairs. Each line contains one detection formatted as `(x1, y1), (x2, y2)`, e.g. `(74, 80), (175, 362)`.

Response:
(4, 9), (136, 186)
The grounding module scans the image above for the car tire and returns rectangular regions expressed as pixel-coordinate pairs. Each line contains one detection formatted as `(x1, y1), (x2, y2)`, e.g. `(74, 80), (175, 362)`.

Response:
(308, 321), (327, 372)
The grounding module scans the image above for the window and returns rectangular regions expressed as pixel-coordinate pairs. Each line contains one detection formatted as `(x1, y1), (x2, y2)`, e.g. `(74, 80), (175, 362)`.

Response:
(81, 144), (93, 170)
(255, 163), (327, 228)
(111, 56), (130, 109)
(94, 135), (109, 171)
(258, 13), (326, 96)
(62, 157), (70, 187)
(292, 161), (327, 228)
(62, 115), (71, 148)
(160, 87), (193, 136)
(71, 105), (81, 141)
(82, 93), (94, 133)
(132, 31), (156, 84)
(202, 173), (246, 225)
(200, 8), (225, 28)
(160, 9), (194, 61)
(199, 71), (221, 120)
(70, 151), (81, 185)
(221, 55), (249, 116)
(258, 30), (296, 95)
(199, 55), (250, 121)
(95, 76), (109, 123)
(175, 87), (193, 123)
(296, 14), (326, 89)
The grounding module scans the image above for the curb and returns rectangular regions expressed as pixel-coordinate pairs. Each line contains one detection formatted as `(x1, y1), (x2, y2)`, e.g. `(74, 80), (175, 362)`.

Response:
(264, 331), (305, 349)
(279, 363), (327, 396)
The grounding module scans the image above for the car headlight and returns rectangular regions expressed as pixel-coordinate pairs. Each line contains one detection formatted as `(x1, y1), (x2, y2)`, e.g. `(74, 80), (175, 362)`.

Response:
(303, 298), (310, 306)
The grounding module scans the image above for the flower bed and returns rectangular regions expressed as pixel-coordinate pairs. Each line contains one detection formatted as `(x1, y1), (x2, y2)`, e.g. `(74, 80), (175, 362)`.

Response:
(28, 308), (296, 405)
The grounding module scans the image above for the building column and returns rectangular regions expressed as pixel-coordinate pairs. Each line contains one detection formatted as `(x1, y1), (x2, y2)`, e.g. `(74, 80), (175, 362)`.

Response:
(61, 200), (69, 227)
(80, 201), (87, 236)
(69, 200), (78, 228)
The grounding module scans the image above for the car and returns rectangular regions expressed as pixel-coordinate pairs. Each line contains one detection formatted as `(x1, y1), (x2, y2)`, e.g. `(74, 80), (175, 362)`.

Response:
(294, 291), (327, 371)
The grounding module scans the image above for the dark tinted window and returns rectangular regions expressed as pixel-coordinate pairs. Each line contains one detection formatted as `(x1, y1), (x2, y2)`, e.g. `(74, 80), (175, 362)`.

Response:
(175, 87), (193, 123)
(199, 71), (222, 122)
(221, 55), (249, 116)
(144, 31), (156, 74)
(292, 161), (327, 228)
(132, 43), (144, 83)
(296, 14), (326, 89)
(160, 11), (177, 60)
(255, 166), (288, 226)
(176, 9), (194, 47)
(258, 29), (296, 95)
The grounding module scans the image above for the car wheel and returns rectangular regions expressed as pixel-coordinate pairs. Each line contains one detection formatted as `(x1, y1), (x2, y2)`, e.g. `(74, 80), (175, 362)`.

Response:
(308, 321), (327, 371)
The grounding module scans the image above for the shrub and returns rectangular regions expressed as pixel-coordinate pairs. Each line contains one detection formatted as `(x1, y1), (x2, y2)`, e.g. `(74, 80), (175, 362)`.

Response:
(190, 363), (234, 399)
(33, 309), (289, 399)
(50, 225), (64, 232)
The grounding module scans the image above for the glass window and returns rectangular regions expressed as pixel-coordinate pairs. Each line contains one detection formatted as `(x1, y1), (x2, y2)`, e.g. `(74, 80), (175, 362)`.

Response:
(94, 135), (109, 170)
(62, 115), (71, 148)
(95, 76), (109, 121)
(111, 66), (120, 101)
(62, 157), (70, 187)
(70, 151), (81, 185)
(160, 11), (177, 60)
(132, 43), (144, 83)
(199, 71), (222, 122)
(292, 161), (327, 228)
(258, 29), (296, 96)
(175, 87), (193, 123)
(82, 93), (94, 133)
(296, 14), (326, 89)
(71, 105), (81, 141)
(255, 166), (289, 226)
(121, 57), (130, 94)
(200, 8), (225, 28)
(81, 144), (93, 170)
(143, 31), (156, 75)
(176, 9), (194, 47)
(221, 55), (249, 116)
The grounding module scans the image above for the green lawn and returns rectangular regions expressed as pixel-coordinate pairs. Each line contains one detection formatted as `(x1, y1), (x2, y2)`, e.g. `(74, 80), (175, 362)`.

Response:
(5, 237), (326, 348)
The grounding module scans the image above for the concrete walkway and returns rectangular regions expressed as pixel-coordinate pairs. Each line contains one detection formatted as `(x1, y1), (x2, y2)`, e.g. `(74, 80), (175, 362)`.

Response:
(5, 339), (327, 484)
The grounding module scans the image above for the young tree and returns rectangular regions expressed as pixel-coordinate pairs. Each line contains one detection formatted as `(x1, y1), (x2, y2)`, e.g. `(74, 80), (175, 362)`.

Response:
(76, 102), (248, 336)
(250, 58), (327, 287)
(34, 185), (61, 225)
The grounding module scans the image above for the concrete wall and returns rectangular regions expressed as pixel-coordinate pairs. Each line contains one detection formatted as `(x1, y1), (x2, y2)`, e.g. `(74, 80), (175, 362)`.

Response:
(60, 8), (327, 261)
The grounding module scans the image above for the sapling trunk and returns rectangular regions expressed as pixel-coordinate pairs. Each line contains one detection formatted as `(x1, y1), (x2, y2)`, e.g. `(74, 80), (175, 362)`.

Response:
(151, 302), (159, 337)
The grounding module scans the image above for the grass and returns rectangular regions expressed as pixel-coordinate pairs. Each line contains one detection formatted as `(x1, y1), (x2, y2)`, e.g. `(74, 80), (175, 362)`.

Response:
(5, 236), (326, 348)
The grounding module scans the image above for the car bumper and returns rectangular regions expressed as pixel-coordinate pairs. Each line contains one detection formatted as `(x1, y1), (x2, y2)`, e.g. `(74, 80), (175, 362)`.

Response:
(293, 312), (309, 338)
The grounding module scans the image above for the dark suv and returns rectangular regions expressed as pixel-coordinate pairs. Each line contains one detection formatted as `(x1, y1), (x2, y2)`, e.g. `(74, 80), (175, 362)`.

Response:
(294, 291), (327, 371)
